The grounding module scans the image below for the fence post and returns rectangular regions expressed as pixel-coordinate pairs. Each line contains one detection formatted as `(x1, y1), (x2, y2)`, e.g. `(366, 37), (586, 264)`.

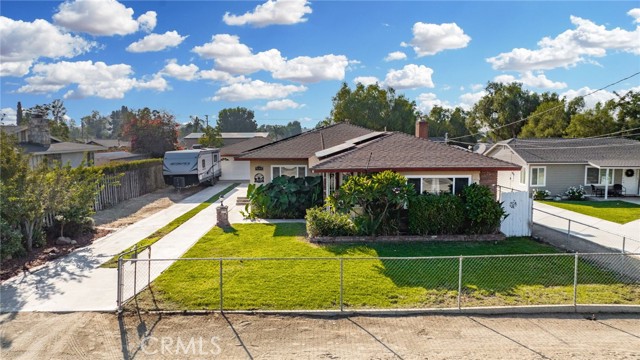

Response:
(573, 253), (579, 310)
(567, 220), (572, 240)
(340, 258), (344, 312)
(219, 259), (223, 312)
(133, 245), (138, 298)
(457, 256), (463, 311)
(117, 256), (123, 312)
(622, 237), (626, 254)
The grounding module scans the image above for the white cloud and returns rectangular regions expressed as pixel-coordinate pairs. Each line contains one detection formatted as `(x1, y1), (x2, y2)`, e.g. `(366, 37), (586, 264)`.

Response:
(260, 99), (304, 110)
(487, 13), (640, 71)
(272, 54), (348, 82)
(1, 107), (17, 124)
(223, 0), (312, 27)
(417, 93), (451, 113)
(384, 64), (434, 89)
(353, 76), (380, 86)
(561, 86), (619, 109)
(494, 71), (567, 89)
(212, 80), (306, 101)
(17, 60), (167, 99)
(160, 59), (199, 81)
(0, 16), (94, 77)
(126, 31), (187, 53)
(628, 8), (640, 23)
(199, 68), (248, 84)
(458, 91), (486, 111)
(401, 22), (471, 57)
(53, 0), (156, 36)
(470, 83), (485, 91)
(193, 34), (349, 82)
(384, 51), (407, 62)
(192, 34), (283, 74)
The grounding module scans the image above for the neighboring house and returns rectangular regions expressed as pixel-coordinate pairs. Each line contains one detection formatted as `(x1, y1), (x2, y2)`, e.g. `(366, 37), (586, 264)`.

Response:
(238, 122), (520, 196)
(1, 115), (105, 168)
(94, 151), (148, 166)
(485, 138), (640, 198)
(219, 137), (272, 181)
(86, 138), (131, 150)
(183, 132), (269, 149)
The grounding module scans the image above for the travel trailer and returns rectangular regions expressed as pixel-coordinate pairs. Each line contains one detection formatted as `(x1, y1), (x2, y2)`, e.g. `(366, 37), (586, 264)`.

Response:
(162, 148), (221, 188)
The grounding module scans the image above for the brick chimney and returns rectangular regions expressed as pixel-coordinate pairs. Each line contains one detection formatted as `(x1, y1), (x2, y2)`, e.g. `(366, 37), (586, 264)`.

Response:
(415, 120), (429, 139)
(28, 113), (50, 146)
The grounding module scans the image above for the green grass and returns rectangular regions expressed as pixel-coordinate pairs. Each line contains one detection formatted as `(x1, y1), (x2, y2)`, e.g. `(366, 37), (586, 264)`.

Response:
(539, 200), (640, 224)
(102, 183), (239, 268)
(128, 223), (640, 311)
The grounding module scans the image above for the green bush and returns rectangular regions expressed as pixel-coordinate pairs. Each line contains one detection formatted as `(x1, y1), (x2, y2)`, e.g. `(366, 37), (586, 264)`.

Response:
(0, 218), (25, 260)
(305, 207), (356, 237)
(97, 158), (161, 175)
(408, 193), (464, 235)
(460, 183), (507, 234)
(245, 176), (323, 219)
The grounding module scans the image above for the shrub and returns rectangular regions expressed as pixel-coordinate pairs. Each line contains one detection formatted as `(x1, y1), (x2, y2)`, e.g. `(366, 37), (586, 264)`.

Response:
(460, 183), (507, 234)
(0, 218), (25, 260)
(305, 207), (356, 237)
(533, 189), (551, 200)
(565, 185), (586, 200)
(408, 193), (465, 235)
(244, 176), (322, 219)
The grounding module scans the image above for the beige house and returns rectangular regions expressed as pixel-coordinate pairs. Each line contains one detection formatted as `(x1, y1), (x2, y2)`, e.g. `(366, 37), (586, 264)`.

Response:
(238, 122), (520, 196)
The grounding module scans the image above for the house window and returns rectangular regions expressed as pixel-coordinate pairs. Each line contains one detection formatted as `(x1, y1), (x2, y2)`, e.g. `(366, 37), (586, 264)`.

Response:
(272, 165), (306, 179)
(585, 167), (622, 185)
(407, 176), (471, 195)
(530, 167), (545, 186)
(519, 168), (526, 184)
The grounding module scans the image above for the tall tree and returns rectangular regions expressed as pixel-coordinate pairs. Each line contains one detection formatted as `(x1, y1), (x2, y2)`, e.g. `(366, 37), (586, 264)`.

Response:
(467, 82), (540, 141)
(258, 121), (303, 140)
(49, 99), (70, 140)
(519, 94), (570, 138)
(217, 107), (257, 132)
(565, 101), (618, 138)
(108, 106), (131, 139)
(81, 111), (110, 140)
(198, 125), (223, 148)
(16, 101), (24, 125)
(614, 90), (640, 138)
(189, 116), (204, 133)
(330, 83), (419, 134)
(123, 108), (179, 157)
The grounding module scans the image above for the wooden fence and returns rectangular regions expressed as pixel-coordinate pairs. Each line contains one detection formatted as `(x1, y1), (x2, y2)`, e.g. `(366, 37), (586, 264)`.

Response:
(94, 164), (165, 211)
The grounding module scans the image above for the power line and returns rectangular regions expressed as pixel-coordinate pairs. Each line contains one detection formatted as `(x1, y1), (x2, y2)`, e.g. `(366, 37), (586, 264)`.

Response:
(447, 71), (640, 141)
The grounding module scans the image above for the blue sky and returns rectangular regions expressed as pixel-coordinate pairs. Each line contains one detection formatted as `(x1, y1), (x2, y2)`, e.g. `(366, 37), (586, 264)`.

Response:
(1, 1), (639, 127)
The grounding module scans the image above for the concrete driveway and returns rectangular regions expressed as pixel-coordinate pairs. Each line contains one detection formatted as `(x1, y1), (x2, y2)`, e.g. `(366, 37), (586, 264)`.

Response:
(0, 182), (242, 312)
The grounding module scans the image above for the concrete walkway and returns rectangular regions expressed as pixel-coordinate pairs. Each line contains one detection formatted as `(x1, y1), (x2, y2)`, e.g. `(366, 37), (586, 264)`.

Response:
(0, 182), (242, 312)
(533, 201), (640, 253)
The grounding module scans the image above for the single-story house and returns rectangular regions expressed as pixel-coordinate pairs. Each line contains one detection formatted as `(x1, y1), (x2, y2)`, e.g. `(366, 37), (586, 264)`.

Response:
(86, 138), (131, 150)
(238, 122), (520, 196)
(182, 132), (270, 149)
(219, 136), (272, 181)
(485, 137), (640, 198)
(1, 120), (105, 168)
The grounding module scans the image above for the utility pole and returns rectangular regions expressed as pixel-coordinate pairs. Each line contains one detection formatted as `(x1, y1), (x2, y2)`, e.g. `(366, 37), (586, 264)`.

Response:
(204, 115), (209, 128)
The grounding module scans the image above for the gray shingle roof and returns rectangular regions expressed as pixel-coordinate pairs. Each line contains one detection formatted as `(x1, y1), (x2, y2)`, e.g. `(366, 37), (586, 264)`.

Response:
(494, 138), (640, 167)
(311, 132), (520, 172)
(19, 142), (106, 154)
(238, 123), (372, 160)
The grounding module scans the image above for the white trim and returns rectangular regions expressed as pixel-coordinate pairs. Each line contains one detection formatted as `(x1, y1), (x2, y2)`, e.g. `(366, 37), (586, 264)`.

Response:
(405, 175), (474, 194)
(530, 166), (546, 187)
(271, 164), (307, 179)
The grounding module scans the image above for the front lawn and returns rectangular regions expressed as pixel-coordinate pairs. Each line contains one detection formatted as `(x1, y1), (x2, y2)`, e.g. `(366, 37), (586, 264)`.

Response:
(539, 200), (640, 224)
(128, 223), (639, 311)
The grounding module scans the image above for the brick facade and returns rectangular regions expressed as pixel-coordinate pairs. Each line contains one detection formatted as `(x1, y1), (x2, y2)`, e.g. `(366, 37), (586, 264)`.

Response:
(479, 170), (498, 197)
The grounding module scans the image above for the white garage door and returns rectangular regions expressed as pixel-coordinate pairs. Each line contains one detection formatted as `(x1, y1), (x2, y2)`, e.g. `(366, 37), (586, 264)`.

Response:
(220, 159), (250, 181)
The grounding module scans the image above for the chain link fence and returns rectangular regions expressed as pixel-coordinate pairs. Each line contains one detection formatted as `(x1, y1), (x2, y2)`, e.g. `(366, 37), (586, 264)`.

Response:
(118, 253), (640, 312)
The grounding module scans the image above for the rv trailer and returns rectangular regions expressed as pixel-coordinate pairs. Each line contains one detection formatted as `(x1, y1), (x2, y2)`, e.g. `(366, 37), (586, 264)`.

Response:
(162, 148), (221, 188)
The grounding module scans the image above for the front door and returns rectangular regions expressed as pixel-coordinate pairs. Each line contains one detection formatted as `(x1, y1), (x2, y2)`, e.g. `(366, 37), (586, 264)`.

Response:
(621, 168), (640, 195)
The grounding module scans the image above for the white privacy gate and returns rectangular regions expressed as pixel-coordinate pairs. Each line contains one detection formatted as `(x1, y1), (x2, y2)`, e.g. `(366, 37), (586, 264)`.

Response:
(499, 191), (532, 236)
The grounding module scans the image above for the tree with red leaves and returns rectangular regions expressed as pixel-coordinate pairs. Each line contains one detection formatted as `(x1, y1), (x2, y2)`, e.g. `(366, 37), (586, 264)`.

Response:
(123, 108), (178, 157)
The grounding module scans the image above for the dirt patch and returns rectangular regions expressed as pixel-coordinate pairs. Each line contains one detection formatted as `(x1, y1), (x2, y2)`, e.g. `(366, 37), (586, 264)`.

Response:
(93, 185), (203, 229)
(0, 185), (203, 281)
(1, 312), (639, 359)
